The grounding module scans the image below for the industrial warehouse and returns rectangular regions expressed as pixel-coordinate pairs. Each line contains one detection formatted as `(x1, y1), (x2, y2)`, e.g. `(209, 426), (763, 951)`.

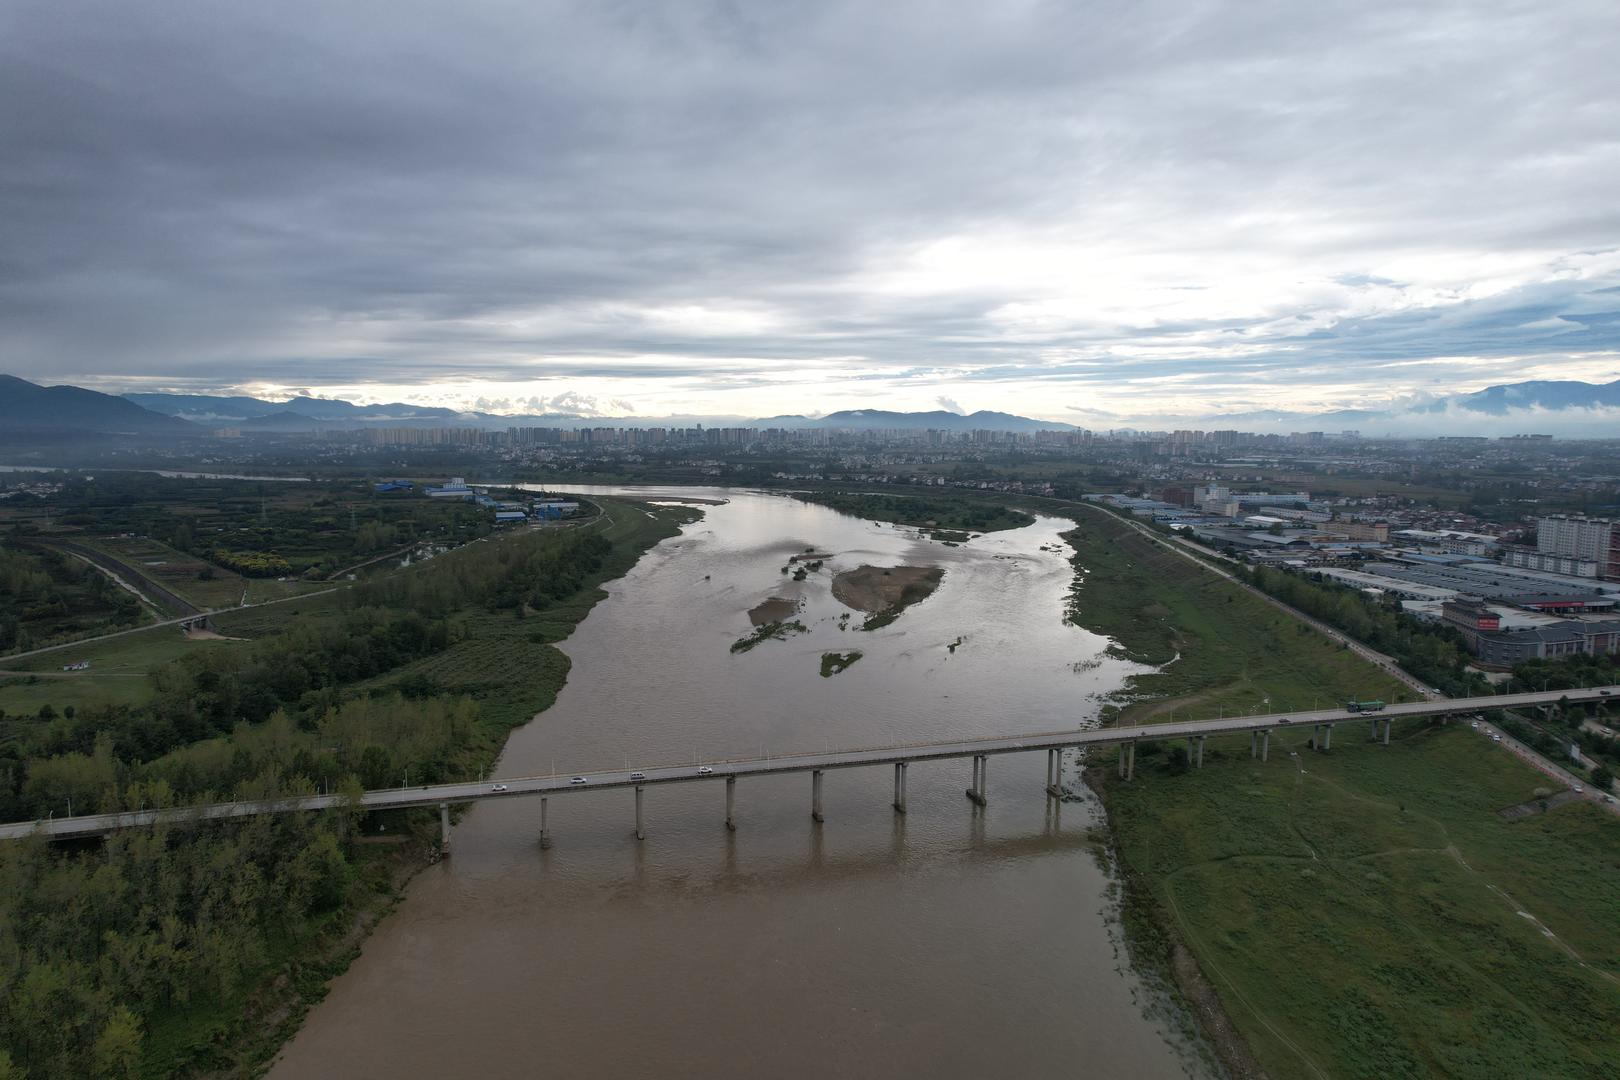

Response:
(1091, 491), (1620, 669)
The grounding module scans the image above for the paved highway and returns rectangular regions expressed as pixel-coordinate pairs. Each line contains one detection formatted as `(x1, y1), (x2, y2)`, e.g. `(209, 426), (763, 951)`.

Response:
(4, 686), (1614, 841)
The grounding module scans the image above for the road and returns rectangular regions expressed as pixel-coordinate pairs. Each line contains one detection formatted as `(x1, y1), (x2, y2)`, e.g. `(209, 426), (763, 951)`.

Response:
(1476, 712), (1620, 816)
(0, 585), (343, 666)
(32, 537), (203, 616)
(1069, 501), (1436, 699)
(6, 686), (1614, 841)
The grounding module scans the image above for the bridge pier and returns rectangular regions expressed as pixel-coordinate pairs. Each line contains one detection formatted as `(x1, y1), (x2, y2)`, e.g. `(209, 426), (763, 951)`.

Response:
(725, 776), (736, 831)
(1196, 735), (1206, 768)
(892, 762), (908, 814)
(1118, 745), (1128, 779)
(1047, 748), (1061, 796)
(439, 802), (451, 856)
(539, 796), (550, 849)
(1126, 741), (1136, 780)
(634, 785), (645, 841)
(1323, 723), (1333, 751)
(1251, 730), (1258, 758)
(1261, 729), (1270, 762)
(811, 770), (824, 823)
(1382, 718), (1392, 746)
(966, 754), (988, 806)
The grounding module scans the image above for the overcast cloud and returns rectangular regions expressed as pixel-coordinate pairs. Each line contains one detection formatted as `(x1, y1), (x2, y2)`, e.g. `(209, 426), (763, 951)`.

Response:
(2, 0), (1618, 421)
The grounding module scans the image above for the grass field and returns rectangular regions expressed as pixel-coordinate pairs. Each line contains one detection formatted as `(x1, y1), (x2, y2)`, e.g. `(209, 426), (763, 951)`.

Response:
(1063, 509), (1411, 722)
(1066, 502), (1620, 1078)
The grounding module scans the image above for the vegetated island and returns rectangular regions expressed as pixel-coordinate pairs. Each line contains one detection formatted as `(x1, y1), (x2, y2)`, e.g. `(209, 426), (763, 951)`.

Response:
(731, 619), (807, 653)
(793, 491), (1033, 539)
(832, 564), (944, 631)
(820, 651), (862, 677)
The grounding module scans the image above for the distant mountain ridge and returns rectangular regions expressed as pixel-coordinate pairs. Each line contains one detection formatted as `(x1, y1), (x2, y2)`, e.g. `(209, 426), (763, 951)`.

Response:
(1195, 378), (1620, 435)
(5, 375), (1618, 439)
(0, 375), (196, 436)
(124, 392), (461, 425)
(1418, 379), (1620, 415)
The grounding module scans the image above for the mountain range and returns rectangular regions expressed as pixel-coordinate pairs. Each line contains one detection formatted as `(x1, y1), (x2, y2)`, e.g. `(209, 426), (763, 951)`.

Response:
(2, 374), (1618, 438)
(0, 374), (197, 436)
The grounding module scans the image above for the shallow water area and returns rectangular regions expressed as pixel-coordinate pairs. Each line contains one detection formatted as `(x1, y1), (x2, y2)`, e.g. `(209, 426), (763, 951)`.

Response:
(268, 487), (1208, 1079)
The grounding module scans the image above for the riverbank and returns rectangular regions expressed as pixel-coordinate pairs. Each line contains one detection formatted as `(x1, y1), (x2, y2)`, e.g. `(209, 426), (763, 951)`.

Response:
(1066, 503), (1620, 1078)
(0, 499), (703, 1079)
(262, 488), (1200, 1080)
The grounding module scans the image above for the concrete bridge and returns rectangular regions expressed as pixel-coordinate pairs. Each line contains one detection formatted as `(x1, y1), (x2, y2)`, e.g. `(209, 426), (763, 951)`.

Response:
(3, 687), (1613, 847)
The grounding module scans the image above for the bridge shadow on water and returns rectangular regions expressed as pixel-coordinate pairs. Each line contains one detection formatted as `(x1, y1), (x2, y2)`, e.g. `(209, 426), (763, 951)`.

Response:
(457, 793), (1102, 904)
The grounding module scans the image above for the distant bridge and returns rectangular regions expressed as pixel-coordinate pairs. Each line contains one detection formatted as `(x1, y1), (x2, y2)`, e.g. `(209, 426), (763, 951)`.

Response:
(3, 687), (1613, 846)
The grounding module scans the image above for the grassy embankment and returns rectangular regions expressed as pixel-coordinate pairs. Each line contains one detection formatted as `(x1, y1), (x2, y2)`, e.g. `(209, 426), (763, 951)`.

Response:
(1070, 506), (1620, 1079)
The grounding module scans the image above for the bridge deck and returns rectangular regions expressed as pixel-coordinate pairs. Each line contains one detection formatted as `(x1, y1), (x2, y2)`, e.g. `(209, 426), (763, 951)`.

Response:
(3, 686), (1613, 840)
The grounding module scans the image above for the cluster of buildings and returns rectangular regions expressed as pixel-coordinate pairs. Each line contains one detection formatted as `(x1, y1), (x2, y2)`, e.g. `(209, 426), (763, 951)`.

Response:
(1093, 489), (1620, 669)
(374, 477), (579, 525)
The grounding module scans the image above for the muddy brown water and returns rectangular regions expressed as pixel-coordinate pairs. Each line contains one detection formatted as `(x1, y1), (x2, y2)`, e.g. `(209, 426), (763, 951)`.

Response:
(268, 489), (1212, 1079)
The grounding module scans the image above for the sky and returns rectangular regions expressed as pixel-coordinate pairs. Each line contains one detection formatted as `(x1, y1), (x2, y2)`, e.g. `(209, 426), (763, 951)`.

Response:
(3, 0), (1619, 424)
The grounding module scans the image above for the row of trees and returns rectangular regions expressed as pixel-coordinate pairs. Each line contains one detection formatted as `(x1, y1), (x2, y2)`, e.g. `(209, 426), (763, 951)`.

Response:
(795, 491), (1034, 533)
(356, 526), (613, 616)
(1242, 565), (1486, 697)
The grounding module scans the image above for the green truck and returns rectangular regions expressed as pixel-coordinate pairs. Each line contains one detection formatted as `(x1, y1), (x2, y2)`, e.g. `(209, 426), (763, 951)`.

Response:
(1345, 699), (1386, 713)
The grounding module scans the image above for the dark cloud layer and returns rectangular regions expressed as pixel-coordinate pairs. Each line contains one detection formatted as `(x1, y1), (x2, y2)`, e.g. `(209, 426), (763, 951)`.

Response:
(2, 0), (1618, 416)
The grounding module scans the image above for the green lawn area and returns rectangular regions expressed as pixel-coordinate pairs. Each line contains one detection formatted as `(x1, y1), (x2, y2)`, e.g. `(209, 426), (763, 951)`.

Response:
(1067, 503), (1620, 1077)
(0, 673), (153, 717)
(4, 621), (237, 676)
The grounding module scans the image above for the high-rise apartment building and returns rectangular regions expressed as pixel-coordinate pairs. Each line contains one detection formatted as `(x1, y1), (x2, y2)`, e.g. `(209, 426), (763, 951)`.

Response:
(1536, 515), (1619, 579)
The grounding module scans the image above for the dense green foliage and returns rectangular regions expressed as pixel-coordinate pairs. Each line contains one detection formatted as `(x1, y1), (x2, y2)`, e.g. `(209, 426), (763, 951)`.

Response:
(209, 549), (293, 577)
(0, 543), (144, 654)
(793, 491), (1034, 534)
(1, 812), (361, 1079)
(1243, 564), (1487, 698)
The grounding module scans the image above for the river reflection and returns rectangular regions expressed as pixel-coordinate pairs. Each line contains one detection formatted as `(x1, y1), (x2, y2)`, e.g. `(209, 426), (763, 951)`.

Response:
(269, 488), (1209, 1079)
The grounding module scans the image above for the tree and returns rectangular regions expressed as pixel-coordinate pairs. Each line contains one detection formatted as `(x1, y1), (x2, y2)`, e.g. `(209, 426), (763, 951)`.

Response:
(90, 1008), (141, 1080)
(1592, 765), (1616, 792)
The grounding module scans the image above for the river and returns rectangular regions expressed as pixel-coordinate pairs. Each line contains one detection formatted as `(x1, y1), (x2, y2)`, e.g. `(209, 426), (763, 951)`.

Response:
(268, 488), (1211, 1079)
